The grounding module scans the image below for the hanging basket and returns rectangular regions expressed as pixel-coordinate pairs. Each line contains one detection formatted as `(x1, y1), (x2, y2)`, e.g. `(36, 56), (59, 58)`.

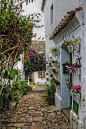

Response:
(67, 45), (73, 53)
(73, 93), (81, 104)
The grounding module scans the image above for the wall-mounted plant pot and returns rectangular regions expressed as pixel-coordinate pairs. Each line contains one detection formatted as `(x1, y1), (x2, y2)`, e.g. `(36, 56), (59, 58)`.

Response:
(52, 52), (55, 57)
(49, 66), (52, 70)
(57, 74), (60, 79)
(55, 51), (60, 56)
(67, 45), (73, 53)
(50, 74), (53, 77)
(75, 68), (81, 75)
(54, 62), (60, 67)
(56, 85), (60, 89)
(73, 93), (80, 104)
(69, 89), (73, 95)
(46, 73), (49, 75)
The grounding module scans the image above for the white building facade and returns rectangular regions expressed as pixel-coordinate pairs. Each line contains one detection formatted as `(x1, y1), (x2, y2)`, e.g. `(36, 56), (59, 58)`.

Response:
(42, 0), (86, 128)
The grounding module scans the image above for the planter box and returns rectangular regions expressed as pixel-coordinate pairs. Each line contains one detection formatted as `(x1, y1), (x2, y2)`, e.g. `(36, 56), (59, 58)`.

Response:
(73, 93), (80, 104)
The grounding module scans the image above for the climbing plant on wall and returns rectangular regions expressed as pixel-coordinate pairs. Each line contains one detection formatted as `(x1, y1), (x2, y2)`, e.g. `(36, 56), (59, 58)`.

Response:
(24, 46), (46, 79)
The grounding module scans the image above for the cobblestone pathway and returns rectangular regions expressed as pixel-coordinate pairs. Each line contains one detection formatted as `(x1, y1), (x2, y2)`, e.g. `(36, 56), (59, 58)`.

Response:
(0, 84), (71, 129)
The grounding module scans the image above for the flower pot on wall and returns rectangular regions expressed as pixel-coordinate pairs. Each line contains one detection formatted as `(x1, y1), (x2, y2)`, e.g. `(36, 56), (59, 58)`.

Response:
(52, 52), (55, 57)
(54, 62), (60, 67)
(75, 68), (81, 75)
(56, 85), (60, 89)
(55, 51), (60, 56)
(73, 93), (80, 104)
(69, 89), (73, 95)
(67, 45), (73, 53)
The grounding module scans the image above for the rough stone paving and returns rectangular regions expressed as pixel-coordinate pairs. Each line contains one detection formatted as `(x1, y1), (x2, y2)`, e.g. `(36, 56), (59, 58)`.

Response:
(0, 84), (71, 129)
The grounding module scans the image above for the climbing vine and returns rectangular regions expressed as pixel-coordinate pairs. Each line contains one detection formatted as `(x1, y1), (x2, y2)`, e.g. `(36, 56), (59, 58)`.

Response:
(24, 46), (46, 79)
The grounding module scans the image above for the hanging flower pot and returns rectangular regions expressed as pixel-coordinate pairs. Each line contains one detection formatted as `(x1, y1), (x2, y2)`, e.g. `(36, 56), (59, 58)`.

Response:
(56, 85), (60, 89)
(50, 74), (53, 77)
(67, 45), (73, 53)
(75, 68), (81, 75)
(69, 89), (73, 95)
(73, 93), (81, 104)
(46, 78), (49, 81)
(55, 51), (60, 56)
(54, 62), (60, 67)
(52, 52), (55, 57)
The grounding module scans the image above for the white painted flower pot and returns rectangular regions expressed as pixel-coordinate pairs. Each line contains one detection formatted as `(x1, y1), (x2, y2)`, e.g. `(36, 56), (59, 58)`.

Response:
(55, 51), (60, 56)
(67, 45), (73, 53)
(69, 89), (73, 95)
(56, 85), (60, 89)
(73, 93), (80, 104)
(75, 68), (81, 75)
(52, 52), (55, 57)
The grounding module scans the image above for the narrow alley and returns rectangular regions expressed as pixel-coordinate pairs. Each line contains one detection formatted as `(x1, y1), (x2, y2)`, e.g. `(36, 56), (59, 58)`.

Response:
(0, 84), (70, 129)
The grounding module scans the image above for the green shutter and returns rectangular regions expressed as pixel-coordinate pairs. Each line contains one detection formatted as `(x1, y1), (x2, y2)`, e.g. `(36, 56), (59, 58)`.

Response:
(70, 96), (72, 108)
(73, 100), (79, 115)
(63, 63), (68, 74)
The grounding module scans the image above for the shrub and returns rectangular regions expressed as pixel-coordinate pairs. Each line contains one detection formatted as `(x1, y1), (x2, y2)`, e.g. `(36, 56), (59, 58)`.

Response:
(43, 83), (56, 105)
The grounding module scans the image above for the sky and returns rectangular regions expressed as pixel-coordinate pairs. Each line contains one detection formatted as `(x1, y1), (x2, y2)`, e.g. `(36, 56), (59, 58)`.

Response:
(23, 0), (45, 41)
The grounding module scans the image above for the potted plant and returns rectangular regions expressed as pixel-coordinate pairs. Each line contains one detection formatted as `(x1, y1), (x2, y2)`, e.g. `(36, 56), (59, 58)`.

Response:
(46, 78), (49, 81)
(49, 63), (52, 69)
(72, 85), (81, 104)
(63, 37), (81, 53)
(50, 74), (53, 78)
(51, 47), (60, 56)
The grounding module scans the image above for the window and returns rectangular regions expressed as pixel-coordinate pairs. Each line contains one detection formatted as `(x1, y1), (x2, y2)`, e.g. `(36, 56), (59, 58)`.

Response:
(50, 4), (53, 24)
(38, 71), (45, 78)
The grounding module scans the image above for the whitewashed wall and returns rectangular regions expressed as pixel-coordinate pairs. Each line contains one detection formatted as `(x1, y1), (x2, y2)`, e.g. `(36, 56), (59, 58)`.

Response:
(13, 52), (25, 80)
(34, 72), (46, 84)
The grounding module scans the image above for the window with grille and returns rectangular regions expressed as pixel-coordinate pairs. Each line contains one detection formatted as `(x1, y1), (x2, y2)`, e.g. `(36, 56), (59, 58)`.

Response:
(38, 71), (45, 78)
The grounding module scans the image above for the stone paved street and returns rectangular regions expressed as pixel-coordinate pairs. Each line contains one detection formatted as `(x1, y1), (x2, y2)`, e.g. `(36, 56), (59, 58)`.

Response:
(0, 84), (71, 129)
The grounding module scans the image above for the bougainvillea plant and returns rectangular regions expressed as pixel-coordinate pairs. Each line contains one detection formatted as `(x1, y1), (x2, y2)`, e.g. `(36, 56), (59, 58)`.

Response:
(24, 46), (46, 79)
(0, 0), (44, 96)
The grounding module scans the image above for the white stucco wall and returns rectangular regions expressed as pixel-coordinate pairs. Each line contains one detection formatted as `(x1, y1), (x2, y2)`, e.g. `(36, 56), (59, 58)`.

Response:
(34, 72), (46, 84)
(43, 0), (86, 128)
(13, 52), (25, 80)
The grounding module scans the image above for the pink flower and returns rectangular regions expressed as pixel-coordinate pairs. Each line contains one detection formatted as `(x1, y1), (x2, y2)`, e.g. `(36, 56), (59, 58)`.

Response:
(78, 85), (81, 89)
(71, 83), (73, 84)
(30, 21), (32, 24)
(28, 55), (30, 59)
(74, 85), (78, 89)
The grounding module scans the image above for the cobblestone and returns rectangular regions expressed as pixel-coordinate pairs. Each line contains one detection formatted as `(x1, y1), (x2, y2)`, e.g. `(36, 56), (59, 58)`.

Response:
(0, 84), (71, 129)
